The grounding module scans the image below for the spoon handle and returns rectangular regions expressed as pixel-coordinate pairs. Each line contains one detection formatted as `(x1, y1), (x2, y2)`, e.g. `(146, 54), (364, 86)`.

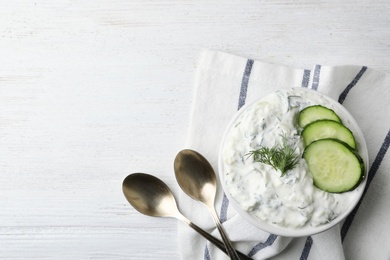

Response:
(208, 208), (242, 260)
(183, 219), (252, 260)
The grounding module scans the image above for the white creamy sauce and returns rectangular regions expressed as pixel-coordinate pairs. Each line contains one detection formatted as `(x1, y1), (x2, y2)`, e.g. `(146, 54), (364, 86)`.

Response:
(222, 89), (358, 228)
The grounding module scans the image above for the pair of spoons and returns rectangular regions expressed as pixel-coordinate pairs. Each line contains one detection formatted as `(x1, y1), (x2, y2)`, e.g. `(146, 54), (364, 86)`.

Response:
(122, 149), (251, 260)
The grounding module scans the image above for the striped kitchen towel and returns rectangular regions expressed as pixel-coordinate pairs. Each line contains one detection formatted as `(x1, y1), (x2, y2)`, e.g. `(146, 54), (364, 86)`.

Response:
(178, 50), (390, 260)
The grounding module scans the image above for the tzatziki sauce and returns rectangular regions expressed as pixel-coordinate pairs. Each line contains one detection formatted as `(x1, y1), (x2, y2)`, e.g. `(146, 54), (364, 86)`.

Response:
(221, 88), (358, 228)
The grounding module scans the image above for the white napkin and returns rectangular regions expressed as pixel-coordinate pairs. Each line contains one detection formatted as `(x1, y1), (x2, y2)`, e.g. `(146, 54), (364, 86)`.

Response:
(178, 50), (390, 260)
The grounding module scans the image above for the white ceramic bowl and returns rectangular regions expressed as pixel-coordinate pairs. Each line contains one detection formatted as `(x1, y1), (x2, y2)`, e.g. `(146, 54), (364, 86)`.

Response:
(218, 88), (368, 237)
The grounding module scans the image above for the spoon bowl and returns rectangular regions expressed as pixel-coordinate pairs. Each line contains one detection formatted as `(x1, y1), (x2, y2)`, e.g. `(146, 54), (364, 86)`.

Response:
(174, 149), (217, 204)
(122, 173), (179, 218)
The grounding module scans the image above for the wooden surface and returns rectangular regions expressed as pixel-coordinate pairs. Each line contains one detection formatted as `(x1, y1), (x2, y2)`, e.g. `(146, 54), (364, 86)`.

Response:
(0, 1), (389, 259)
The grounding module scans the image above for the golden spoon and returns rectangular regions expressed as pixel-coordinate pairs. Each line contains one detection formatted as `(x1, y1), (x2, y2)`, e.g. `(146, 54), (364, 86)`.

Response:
(174, 149), (242, 260)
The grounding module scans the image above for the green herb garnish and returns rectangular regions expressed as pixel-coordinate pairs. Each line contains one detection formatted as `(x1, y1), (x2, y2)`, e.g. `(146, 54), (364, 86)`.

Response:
(246, 136), (300, 176)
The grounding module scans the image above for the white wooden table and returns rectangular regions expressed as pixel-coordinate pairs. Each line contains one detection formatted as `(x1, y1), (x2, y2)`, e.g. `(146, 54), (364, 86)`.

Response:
(1, 1), (389, 259)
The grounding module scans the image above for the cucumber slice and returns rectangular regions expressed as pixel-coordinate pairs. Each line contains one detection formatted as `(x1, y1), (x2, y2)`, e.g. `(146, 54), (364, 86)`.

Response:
(298, 105), (341, 128)
(302, 120), (356, 149)
(303, 139), (364, 193)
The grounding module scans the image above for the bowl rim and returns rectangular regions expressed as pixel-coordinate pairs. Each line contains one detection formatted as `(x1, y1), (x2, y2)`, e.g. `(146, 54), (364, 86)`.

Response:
(217, 87), (369, 237)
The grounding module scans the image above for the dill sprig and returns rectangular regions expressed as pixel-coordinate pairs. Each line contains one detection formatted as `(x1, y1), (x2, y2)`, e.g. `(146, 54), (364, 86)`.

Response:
(246, 136), (300, 176)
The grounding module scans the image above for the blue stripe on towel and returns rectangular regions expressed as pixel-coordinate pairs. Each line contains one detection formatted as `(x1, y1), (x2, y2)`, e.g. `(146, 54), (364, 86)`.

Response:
(301, 69), (311, 88)
(219, 59), (255, 225)
(219, 193), (229, 223)
(213, 59), (278, 259)
(238, 59), (280, 257)
(311, 65), (321, 90)
(219, 59), (254, 223)
(205, 59), (255, 260)
(248, 234), (278, 257)
(204, 244), (211, 260)
(239, 59), (279, 257)
(238, 59), (254, 110)
(341, 129), (390, 241)
(300, 236), (313, 260)
(338, 66), (367, 104)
